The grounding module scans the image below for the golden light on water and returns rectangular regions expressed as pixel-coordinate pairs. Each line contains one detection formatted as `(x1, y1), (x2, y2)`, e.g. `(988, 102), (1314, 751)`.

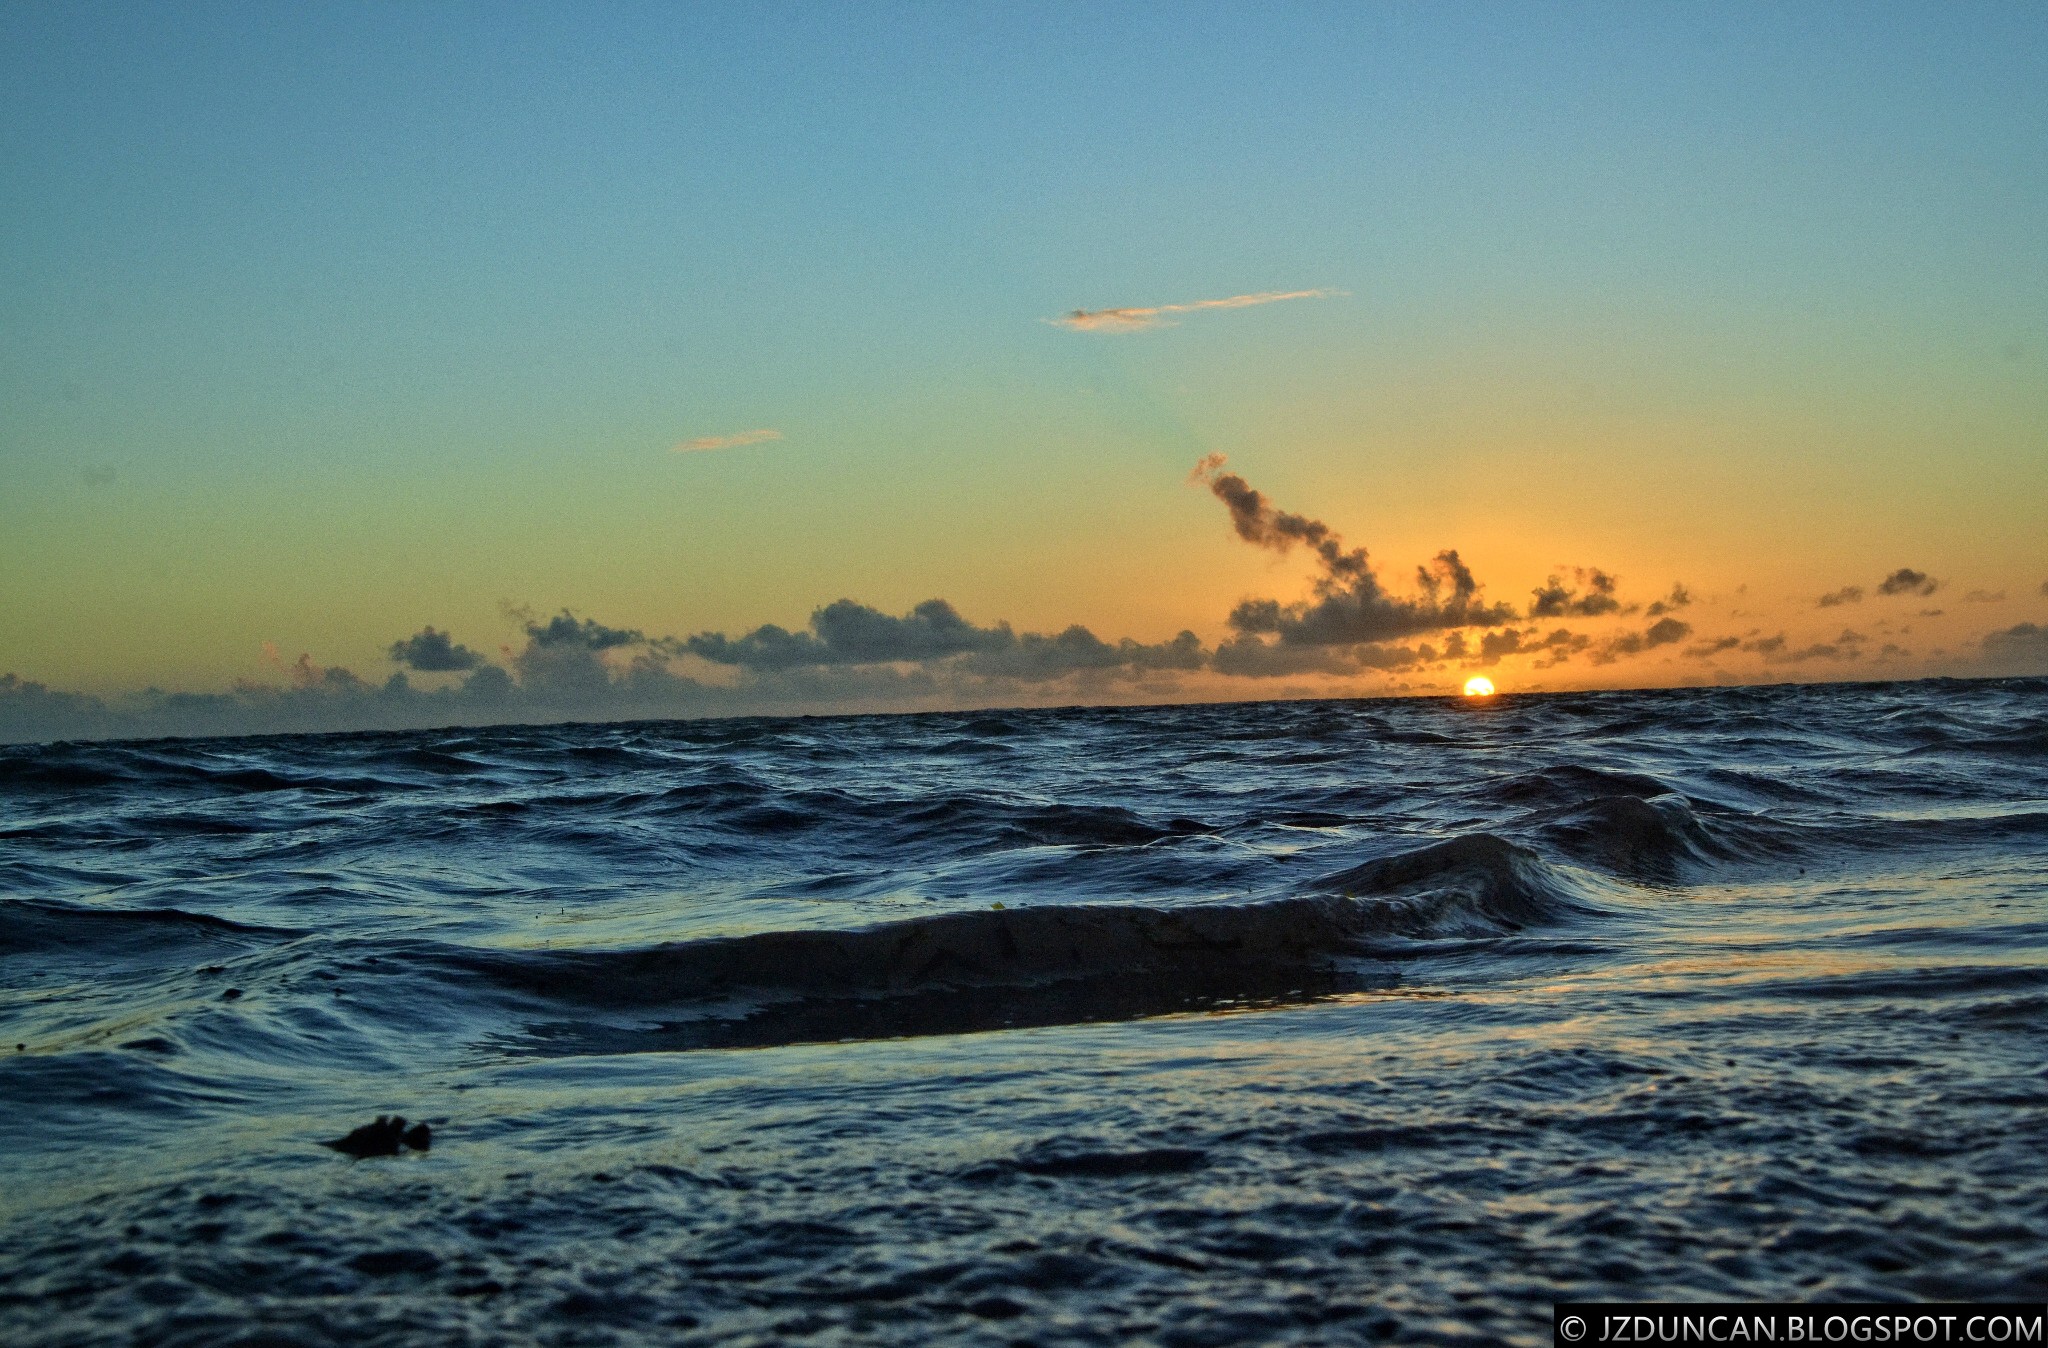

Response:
(1463, 677), (1496, 697)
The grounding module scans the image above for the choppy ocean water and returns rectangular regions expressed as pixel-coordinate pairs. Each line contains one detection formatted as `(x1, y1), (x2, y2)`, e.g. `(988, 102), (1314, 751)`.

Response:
(2, 678), (2045, 1346)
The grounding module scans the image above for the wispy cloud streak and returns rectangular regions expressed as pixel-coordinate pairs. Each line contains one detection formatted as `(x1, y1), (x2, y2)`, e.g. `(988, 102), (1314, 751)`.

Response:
(1050, 289), (1339, 333)
(672, 428), (783, 453)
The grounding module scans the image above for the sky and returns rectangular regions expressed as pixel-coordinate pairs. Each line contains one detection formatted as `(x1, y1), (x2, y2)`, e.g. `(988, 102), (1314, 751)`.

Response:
(3, 2), (2045, 742)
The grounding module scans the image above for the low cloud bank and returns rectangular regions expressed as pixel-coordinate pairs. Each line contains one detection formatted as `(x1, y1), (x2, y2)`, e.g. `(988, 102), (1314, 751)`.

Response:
(686, 599), (1011, 671)
(9, 464), (2019, 746)
(0, 597), (1214, 744)
(1982, 622), (2048, 674)
(686, 598), (1203, 681)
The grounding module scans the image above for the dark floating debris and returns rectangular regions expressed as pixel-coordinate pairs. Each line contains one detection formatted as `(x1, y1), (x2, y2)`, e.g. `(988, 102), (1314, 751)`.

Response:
(323, 1115), (433, 1158)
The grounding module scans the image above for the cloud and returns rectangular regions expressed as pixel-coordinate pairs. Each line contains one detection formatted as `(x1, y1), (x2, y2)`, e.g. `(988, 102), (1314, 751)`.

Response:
(0, 673), (116, 743)
(1877, 567), (1938, 597)
(1981, 622), (2048, 674)
(1645, 584), (1693, 617)
(1586, 618), (1693, 666)
(1210, 636), (1423, 679)
(1193, 456), (1515, 653)
(1530, 628), (1594, 668)
(672, 428), (782, 454)
(964, 628), (1206, 681)
(686, 598), (1205, 684)
(1050, 289), (1339, 333)
(1529, 568), (1626, 618)
(524, 611), (643, 650)
(2, 585), (1224, 745)
(1456, 626), (1591, 669)
(1963, 589), (2005, 604)
(1816, 586), (1864, 608)
(687, 599), (1012, 671)
(388, 626), (486, 672)
(0, 662), (539, 746)
(1733, 629), (1870, 665)
(1684, 635), (1742, 659)
(260, 641), (363, 692)
(1475, 629), (1529, 664)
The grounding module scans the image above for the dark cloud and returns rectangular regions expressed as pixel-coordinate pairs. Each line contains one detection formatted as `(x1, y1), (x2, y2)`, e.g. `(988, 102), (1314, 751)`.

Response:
(1197, 456), (1373, 586)
(1981, 622), (2048, 674)
(687, 599), (1011, 671)
(1684, 635), (1742, 659)
(0, 662), (563, 745)
(687, 598), (1211, 686)
(1529, 568), (1626, 618)
(1736, 629), (1869, 665)
(524, 611), (644, 650)
(489, 610), (666, 708)
(1209, 635), (1427, 679)
(1645, 584), (1693, 618)
(0, 673), (111, 743)
(1475, 628), (1527, 664)
(1460, 626), (1590, 668)
(814, 599), (1009, 664)
(1644, 617), (1692, 648)
(388, 626), (486, 672)
(1530, 628), (1593, 669)
(1962, 589), (2004, 604)
(1587, 618), (1692, 666)
(1214, 637), (1364, 679)
(1816, 586), (1864, 608)
(1877, 568), (1938, 597)
(1194, 456), (1515, 649)
(964, 628), (1205, 682)
(1780, 641), (1854, 663)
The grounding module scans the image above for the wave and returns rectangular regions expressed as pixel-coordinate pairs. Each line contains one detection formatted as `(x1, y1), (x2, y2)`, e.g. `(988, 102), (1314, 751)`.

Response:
(0, 899), (294, 959)
(1525, 793), (1804, 879)
(1904, 727), (2048, 760)
(429, 833), (1590, 1051)
(1482, 764), (1680, 808)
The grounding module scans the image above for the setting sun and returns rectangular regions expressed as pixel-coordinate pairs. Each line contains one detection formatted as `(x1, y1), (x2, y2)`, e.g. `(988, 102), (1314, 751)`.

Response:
(1463, 677), (1497, 697)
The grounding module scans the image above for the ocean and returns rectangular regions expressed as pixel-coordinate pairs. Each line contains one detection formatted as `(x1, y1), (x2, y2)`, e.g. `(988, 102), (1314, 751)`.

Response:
(2, 678), (2045, 1345)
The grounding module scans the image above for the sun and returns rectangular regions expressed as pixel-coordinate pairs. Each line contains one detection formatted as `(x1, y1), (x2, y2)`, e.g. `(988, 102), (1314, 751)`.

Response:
(1462, 676), (1496, 697)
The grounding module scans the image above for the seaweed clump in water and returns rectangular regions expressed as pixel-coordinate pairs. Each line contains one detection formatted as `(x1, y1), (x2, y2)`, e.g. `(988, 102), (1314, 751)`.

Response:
(322, 1115), (432, 1158)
